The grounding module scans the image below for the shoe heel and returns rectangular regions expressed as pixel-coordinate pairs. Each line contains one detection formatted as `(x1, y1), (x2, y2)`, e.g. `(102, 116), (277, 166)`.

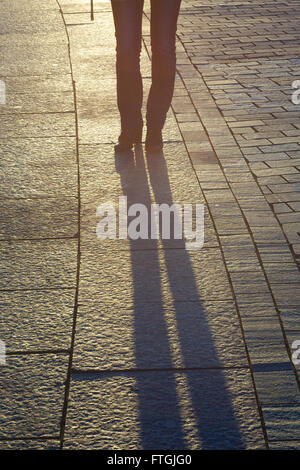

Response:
(114, 127), (143, 152)
(145, 129), (163, 153)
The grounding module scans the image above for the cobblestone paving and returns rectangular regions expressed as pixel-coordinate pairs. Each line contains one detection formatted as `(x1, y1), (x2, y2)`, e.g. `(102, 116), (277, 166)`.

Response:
(178, 0), (300, 258)
(170, 0), (300, 448)
(0, 0), (299, 450)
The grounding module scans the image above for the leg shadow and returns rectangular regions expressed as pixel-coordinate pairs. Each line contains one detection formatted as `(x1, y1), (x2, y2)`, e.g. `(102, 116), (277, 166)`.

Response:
(114, 145), (245, 449)
(146, 148), (246, 449)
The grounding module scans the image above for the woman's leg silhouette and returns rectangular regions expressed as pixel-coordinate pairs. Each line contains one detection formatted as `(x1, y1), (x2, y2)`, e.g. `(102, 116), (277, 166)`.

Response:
(111, 0), (181, 149)
(146, 0), (181, 132)
(111, 0), (144, 136)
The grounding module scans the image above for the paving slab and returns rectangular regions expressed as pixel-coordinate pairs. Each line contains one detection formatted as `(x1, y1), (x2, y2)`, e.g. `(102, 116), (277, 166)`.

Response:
(0, 137), (77, 198)
(0, 289), (75, 352)
(262, 406), (300, 442)
(279, 307), (300, 332)
(0, 354), (68, 439)
(0, 9), (64, 35)
(0, 45), (70, 76)
(0, 239), (77, 291)
(0, 0), (58, 11)
(269, 441), (300, 450)
(0, 113), (75, 139)
(72, 300), (247, 370)
(0, 197), (78, 240)
(0, 440), (60, 450)
(4, 74), (73, 94)
(79, 245), (233, 304)
(64, 369), (265, 450)
(0, 92), (74, 115)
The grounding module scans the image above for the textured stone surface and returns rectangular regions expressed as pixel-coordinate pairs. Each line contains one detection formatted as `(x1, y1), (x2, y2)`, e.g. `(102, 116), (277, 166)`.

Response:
(72, 300), (247, 369)
(0, 0), (58, 11)
(279, 307), (300, 331)
(0, 113), (75, 139)
(78, 141), (217, 249)
(79, 246), (233, 304)
(79, 143), (206, 205)
(4, 74), (73, 94)
(0, 197), (78, 239)
(0, 240), (77, 290)
(0, 45), (70, 76)
(262, 406), (300, 442)
(253, 370), (300, 406)
(64, 369), (265, 450)
(0, 138), (77, 198)
(0, 290), (74, 351)
(269, 441), (300, 450)
(0, 9), (64, 35)
(0, 92), (74, 114)
(76, 83), (181, 144)
(0, 440), (60, 450)
(0, 354), (68, 438)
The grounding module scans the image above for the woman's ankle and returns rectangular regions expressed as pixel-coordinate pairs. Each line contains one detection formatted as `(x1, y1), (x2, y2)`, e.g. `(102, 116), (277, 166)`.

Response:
(145, 128), (163, 152)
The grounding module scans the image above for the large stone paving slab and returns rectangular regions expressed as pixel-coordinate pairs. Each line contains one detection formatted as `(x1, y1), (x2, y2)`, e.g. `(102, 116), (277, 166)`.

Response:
(78, 142), (217, 249)
(72, 300), (247, 370)
(80, 137), (189, 184)
(0, 45), (70, 76)
(0, 440), (60, 450)
(0, 92), (74, 114)
(0, 137), (77, 198)
(0, 289), (75, 352)
(0, 0), (58, 11)
(0, 113), (75, 139)
(253, 370), (300, 407)
(64, 369), (265, 450)
(0, 31), (67, 48)
(76, 80), (181, 144)
(0, 197), (78, 240)
(0, 9), (64, 35)
(79, 245), (233, 304)
(79, 142), (205, 196)
(0, 354), (68, 439)
(0, 240), (77, 290)
(269, 441), (300, 450)
(262, 406), (300, 442)
(4, 74), (73, 94)
(59, 0), (109, 15)
(279, 306), (300, 332)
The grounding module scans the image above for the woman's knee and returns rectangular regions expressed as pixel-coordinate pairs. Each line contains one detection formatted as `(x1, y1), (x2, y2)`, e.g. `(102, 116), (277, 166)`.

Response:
(151, 44), (176, 73)
(116, 40), (141, 69)
(151, 37), (176, 62)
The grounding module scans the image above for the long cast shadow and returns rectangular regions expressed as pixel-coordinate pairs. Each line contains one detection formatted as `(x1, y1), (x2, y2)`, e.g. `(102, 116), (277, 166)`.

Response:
(115, 144), (245, 449)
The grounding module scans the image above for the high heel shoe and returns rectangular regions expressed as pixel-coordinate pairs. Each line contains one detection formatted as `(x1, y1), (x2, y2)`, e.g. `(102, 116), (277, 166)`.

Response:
(145, 129), (163, 153)
(114, 128), (143, 152)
